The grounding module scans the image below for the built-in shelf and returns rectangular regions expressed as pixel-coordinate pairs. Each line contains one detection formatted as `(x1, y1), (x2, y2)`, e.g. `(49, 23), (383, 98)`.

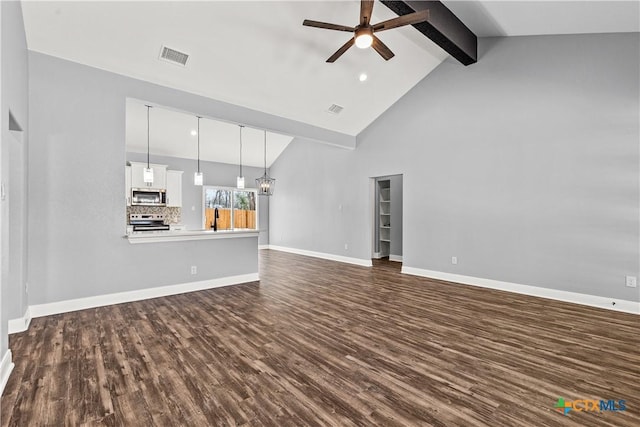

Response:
(377, 180), (391, 258)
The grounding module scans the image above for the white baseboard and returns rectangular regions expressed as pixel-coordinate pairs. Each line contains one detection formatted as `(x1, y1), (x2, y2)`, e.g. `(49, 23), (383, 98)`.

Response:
(29, 273), (260, 319)
(371, 254), (402, 262)
(268, 245), (372, 267)
(1, 350), (14, 397)
(402, 266), (640, 315)
(258, 244), (270, 250)
(8, 308), (32, 334)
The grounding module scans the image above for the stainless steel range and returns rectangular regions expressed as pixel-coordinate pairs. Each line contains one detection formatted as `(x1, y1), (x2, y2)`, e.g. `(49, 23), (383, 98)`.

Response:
(129, 214), (170, 231)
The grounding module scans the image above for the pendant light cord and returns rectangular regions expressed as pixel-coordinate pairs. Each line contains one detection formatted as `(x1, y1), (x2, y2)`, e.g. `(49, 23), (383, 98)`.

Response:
(145, 105), (152, 168)
(239, 125), (244, 177)
(197, 116), (201, 173)
(264, 130), (267, 174)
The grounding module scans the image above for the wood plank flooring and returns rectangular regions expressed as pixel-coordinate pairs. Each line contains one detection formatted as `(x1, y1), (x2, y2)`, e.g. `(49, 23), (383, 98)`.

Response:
(2, 250), (639, 426)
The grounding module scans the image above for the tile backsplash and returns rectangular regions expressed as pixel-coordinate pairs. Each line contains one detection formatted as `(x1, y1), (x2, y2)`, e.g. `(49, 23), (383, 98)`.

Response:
(127, 206), (182, 224)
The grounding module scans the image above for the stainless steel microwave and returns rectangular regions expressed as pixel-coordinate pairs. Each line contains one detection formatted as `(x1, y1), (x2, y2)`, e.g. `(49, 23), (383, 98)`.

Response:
(131, 188), (166, 206)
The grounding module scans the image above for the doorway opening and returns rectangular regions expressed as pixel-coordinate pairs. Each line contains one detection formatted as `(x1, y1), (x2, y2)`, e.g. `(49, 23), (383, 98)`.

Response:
(370, 174), (403, 264)
(3, 109), (28, 327)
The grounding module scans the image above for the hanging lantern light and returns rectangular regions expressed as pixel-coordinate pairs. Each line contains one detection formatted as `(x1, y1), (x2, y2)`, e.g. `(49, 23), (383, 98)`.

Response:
(256, 130), (275, 196)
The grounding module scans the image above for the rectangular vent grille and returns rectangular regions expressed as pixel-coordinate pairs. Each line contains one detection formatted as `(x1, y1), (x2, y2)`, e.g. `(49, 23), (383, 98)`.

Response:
(327, 104), (344, 114)
(159, 46), (189, 66)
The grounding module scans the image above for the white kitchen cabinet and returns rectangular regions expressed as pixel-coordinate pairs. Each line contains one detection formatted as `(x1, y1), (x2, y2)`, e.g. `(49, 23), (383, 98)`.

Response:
(166, 170), (183, 207)
(125, 165), (132, 206)
(129, 162), (167, 189)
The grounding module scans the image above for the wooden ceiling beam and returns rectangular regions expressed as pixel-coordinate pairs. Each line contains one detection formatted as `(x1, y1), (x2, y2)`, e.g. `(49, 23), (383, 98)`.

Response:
(381, 1), (477, 65)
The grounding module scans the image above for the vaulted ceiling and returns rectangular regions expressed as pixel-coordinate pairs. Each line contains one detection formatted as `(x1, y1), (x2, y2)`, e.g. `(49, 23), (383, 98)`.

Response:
(22, 1), (449, 137)
(21, 1), (639, 164)
(444, 0), (639, 37)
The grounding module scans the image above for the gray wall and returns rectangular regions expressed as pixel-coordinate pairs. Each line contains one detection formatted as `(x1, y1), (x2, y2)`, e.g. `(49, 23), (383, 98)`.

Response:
(27, 51), (308, 306)
(1, 0), (29, 356)
(268, 137), (356, 255)
(127, 152), (270, 244)
(271, 33), (640, 302)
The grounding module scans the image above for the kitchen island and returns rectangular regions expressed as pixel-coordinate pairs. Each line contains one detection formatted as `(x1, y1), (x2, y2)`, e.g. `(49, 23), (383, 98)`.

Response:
(24, 228), (259, 320)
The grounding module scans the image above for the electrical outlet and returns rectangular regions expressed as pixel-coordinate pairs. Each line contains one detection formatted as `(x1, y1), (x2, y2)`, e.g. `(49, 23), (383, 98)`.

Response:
(344, 243), (348, 250)
(191, 205), (196, 211)
(626, 276), (637, 288)
(25, 282), (28, 294)
(451, 256), (458, 265)
(191, 266), (197, 275)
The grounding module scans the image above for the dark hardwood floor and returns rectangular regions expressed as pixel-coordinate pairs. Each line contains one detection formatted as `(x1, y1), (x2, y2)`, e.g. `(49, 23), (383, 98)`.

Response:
(2, 250), (639, 426)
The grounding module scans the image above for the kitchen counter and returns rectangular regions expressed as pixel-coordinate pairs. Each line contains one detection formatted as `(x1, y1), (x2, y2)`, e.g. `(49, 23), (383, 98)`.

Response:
(125, 229), (259, 244)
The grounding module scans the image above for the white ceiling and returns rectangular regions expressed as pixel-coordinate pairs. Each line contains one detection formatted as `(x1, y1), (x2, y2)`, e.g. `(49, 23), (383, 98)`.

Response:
(442, 0), (639, 37)
(22, 0), (449, 137)
(126, 99), (294, 168)
(22, 0), (639, 165)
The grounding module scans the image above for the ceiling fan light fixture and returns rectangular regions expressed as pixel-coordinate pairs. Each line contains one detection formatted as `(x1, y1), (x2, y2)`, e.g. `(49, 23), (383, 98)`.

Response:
(303, 1), (430, 62)
(355, 27), (373, 49)
(355, 34), (373, 49)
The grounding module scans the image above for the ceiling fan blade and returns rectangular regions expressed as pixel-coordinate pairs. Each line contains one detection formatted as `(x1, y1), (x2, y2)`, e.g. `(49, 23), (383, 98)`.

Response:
(371, 36), (395, 61)
(372, 9), (430, 32)
(327, 38), (355, 63)
(303, 19), (355, 32)
(360, 0), (374, 26)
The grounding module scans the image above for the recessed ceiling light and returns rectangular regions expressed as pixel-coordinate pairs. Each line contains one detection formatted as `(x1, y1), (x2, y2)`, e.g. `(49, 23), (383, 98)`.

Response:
(190, 130), (197, 136)
(359, 73), (368, 82)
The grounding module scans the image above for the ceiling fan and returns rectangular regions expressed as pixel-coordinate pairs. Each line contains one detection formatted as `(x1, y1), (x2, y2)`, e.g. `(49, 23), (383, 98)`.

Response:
(303, 0), (430, 63)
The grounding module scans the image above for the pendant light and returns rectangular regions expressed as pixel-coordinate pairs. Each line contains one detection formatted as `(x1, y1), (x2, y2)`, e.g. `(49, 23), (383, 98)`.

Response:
(194, 116), (203, 186)
(143, 105), (154, 184)
(237, 125), (245, 189)
(256, 130), (275, 196)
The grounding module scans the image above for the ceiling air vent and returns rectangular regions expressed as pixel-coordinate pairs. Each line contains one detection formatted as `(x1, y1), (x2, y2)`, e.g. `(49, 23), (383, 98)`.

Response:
(327, 104), (344, 114)
(159, 46), (189, 66)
